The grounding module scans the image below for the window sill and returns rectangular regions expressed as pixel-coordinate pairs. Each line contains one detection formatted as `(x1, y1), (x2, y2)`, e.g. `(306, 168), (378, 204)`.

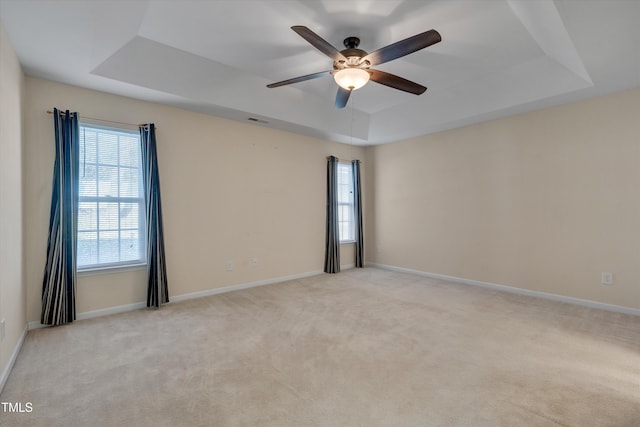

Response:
(340, 240), (356, 245)
(77, 263), (147, 277)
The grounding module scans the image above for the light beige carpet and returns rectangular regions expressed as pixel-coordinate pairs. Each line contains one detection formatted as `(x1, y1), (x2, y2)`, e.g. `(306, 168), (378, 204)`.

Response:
(1, 267), (640, 426)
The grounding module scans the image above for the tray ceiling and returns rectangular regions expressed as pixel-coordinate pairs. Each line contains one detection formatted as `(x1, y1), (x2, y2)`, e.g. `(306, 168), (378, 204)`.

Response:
(1, 0), (638, 145)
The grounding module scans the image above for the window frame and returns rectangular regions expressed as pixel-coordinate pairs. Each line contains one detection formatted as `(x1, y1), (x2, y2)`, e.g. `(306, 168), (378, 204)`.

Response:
(76, 122), (147, 272)
(337, 161), (355, 244)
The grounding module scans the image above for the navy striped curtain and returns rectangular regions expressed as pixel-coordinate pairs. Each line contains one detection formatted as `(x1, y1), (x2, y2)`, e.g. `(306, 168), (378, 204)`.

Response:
(41, 109), (79, 326)
(139, 124), (169, 308)
(352, 160), (364, 268)
(324, 156), (340, 273)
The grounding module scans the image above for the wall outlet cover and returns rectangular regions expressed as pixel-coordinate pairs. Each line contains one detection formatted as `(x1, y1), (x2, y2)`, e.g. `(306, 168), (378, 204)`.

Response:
(601, 272), (613, 285)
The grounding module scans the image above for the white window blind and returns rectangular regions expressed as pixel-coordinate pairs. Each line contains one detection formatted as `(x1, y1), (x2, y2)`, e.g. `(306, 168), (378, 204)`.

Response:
(77, 124), (146, 270)
(337, 162), (355, 242)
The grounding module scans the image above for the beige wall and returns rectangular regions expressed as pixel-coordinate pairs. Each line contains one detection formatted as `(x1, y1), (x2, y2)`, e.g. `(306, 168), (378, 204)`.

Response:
(366, 88), (640, 310)
(19, 59), (640, 325)
(0, 21), (26, 381)
(24, 77), (364, 323)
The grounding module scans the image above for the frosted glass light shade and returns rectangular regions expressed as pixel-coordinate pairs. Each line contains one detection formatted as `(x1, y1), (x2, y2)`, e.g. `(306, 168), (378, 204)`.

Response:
(334, 68), (370, 90)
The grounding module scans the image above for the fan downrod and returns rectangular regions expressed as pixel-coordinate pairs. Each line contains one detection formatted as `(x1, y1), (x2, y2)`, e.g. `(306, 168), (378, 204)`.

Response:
(339, 37), (367, 63)
(343, 37), (360, 49)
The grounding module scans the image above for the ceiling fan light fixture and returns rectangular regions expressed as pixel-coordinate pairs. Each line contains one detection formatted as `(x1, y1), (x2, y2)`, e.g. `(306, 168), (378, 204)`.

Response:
(334, 68), (370, 91)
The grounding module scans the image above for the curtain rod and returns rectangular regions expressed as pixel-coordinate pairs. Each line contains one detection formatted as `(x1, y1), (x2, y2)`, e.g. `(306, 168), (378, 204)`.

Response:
(46, 110), (154, 129)
(326, 156), (363, 162)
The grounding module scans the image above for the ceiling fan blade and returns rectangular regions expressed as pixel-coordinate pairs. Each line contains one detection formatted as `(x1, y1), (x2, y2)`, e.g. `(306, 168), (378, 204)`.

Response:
(335, 87), (351, 109)
(361, 29), (441, 66)
(368, 69), (427, 95)
(267, 70), (332, 88)
(291, 26), (347, 62)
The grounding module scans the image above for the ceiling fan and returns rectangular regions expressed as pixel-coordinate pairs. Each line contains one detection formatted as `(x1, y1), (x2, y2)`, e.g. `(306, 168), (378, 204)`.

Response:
(267, 26), (441, 109)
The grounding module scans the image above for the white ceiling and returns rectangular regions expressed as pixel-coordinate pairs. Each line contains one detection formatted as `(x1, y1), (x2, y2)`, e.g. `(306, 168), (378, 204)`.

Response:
(1, 0), (638, 145)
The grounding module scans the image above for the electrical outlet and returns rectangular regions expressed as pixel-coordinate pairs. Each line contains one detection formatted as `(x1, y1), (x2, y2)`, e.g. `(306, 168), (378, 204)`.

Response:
(226, 261), (233, 271)
(251, 258), (258, 267)
(1, 319), (5, 342)
(601, 272), (613, 285)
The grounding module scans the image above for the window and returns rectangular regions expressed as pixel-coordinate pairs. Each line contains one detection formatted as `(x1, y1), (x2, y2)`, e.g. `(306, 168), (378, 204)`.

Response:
(337, 162), (355, 242)
(77, 124), (146, 270)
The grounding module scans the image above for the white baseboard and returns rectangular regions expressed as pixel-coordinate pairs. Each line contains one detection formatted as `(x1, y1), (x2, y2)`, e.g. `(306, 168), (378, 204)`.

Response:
(28, 301), (148, 330)
(28, 269), (325, 330)
(0, 324), (27, 394)
(170, 269), (324, 303)
(369, 263), (640, 317)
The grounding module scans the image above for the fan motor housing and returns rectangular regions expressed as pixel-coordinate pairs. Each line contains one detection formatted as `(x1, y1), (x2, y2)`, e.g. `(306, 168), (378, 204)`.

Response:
(334, 36), (369, 69)
(341, 48), (367, 59)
